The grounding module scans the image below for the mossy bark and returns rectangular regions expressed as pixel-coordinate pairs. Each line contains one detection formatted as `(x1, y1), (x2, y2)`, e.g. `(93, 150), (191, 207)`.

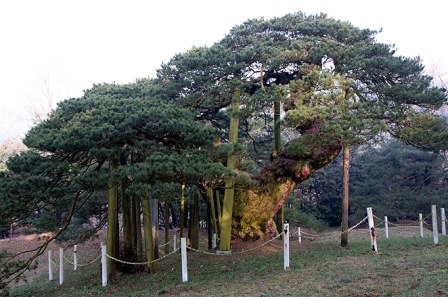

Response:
(219, 89), (240, 251)
(232, 137), (342, 239)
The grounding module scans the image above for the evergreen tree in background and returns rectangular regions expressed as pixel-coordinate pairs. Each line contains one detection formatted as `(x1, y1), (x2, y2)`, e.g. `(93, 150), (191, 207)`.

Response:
(294, 139), (447, 227)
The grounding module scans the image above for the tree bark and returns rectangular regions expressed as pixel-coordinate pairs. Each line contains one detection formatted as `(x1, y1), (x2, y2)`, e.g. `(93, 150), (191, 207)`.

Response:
(274, 97), (284, 235)
(142, 192), (155, 273)
(208, 188), (218, 237)
(120, 153), (134, 262)
(150, 199), (159, 259)
(232, 136), (342, 239)
(106, 159), (119, 278)
(219, 88), (240, 251)
(341, 145), (350, 247)
(164, 196), (170, 255)
(133, 196), (143, 261)
(190, 190), (199, 249)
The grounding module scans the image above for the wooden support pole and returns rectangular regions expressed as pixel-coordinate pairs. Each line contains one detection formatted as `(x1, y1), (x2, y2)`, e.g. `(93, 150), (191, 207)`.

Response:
(48, 250), (53, 281)
(419, 213), (424, 238)
(73, 245), (78, 271)
(367, 207), (378, 253)
(432, 205), (439, 245)
(59, 248), (64, 285)
(284, 223), (290, 270)
(441, 208), (446, 236)
(384, 216), (389, 239)
(101, 243), (107, 287)
(181, 238), (188, 282)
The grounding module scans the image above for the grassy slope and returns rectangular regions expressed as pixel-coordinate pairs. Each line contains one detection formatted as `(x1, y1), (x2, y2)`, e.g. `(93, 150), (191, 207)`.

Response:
(5, 228), (448, 297)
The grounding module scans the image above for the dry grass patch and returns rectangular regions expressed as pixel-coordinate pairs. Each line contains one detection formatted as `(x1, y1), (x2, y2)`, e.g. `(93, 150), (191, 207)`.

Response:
(2, 226), (448, 297)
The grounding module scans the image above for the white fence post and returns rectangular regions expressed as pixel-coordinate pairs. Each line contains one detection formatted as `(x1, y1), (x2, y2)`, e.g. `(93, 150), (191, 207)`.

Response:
(298, 227), (301, 243)
(384, 216), (389, 239)
(101, 243), (107, 287)
(173, 235), (177, 252)
(213, 234), (217, 249)
(419, 213), (424, 238)
(73, 245), (78, 271)
(59, 248), (64, 285)
(284, 223), (290, 270)
(367, 207), (378, 253)
(432, 205), (439, 244)
(441, 208), (446, 236)
(181, 238), (188, 282)
(48, 250), (53, 281)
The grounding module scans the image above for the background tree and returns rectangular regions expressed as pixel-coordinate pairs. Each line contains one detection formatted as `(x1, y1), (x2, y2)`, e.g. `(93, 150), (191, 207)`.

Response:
(294, 139), (447, 227)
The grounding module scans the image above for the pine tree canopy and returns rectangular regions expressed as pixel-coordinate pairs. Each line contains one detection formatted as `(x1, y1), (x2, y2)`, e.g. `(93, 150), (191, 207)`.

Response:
(156, 12), (447, 150)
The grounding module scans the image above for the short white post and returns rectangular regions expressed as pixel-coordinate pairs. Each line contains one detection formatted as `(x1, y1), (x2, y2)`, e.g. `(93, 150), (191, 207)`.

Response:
(101, 243), (107, 287)
(284, 223), (290, 270)
(213, 233), (217, 249)
(432, 205), (439, 244)
(441, 208), (446, 236)
(181, 238), (188, 282)
(59, 248), (64, 285)
(48, 250), (53, 281)
(384, 216), (389, 239)
(419, 213), (424, 238)
(73, 245), (78, 271)
(367, 207), (378, 253)
(173, 235), (177, 252)
(297, 227), (301, 243)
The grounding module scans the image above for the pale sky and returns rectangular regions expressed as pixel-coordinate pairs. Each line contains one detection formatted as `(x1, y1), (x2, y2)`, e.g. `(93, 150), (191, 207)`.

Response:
(1, 0), (446, 143)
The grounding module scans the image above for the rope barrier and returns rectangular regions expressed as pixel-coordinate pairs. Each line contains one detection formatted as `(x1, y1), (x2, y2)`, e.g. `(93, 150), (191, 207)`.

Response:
(105, 247), (180, 265)
(63, 254), (101, 267)
(159, 240), (172, 248)
(50, 251), (102, 267)
(373, 213), (433, 226)
(436, 215), (448, 223)
(298, 215), (368, 240)
(185, 232), (285, 255)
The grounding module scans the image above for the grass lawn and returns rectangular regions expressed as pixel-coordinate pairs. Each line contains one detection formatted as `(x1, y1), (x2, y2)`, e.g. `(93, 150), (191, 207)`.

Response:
(3, 226), (448, 297)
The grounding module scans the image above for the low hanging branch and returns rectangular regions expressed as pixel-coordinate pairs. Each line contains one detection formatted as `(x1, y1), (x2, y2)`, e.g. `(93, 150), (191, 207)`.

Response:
(1, 188), (84, 288)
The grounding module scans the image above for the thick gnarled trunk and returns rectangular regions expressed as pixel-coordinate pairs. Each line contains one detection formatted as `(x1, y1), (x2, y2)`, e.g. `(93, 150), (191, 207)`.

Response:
(232, 138), (342, 239)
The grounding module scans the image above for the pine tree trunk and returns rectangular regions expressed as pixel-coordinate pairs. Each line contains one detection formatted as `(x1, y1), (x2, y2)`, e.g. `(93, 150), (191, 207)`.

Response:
(106, 159), (119, 278)
(150, 199), (159, 259)
(169, 203), (178, 228)
(190, 190), (199, 249)
(142, 192), (155, 273)
(208, 188), (218, 236)
(341, 145), (350, 247)
(215, 190), (222, 233)
(274, 97), (284, 235)
(232, 138), (342, 239)
(207, 198), (213, 249)
(219, 88), (240, 251)
(164, 196), (169, 255)
(133, 196), (143, 260)
(120, 152), (133, 263)
(180, 183), (185, 238)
